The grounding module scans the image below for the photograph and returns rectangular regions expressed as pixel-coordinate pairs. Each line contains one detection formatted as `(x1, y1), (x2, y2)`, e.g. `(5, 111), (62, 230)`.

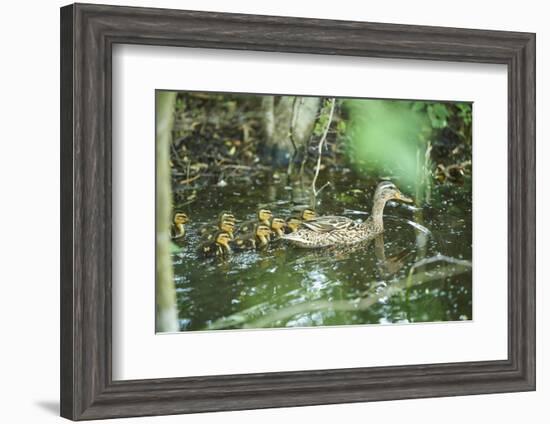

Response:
(156, 91), (473, 333)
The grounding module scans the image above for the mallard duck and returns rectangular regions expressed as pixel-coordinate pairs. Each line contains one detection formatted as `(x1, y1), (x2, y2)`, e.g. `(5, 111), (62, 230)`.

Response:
(237, 208), (273, 234)
(269, 217), (287, 239)
(198, 231), (232, 258)
(231, 223), (272, 251)
(170, 212), (189, 240)
(281, 181), (412, 248)
(199, 211), (236, 237)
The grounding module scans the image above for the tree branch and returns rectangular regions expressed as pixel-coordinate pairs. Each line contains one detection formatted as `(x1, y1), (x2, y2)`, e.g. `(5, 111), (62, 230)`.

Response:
(311, 98), (336, 201)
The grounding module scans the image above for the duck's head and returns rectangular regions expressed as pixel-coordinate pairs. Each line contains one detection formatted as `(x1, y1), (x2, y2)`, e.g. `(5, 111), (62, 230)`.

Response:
(270, 217), (287, 233)
(218, 211), (236, 224)
(173, 212), (189, 225)
(215, 231), (232, 251)
(301, 208), (317, 221)
(219, 220), (235, 234)
(374, 181), (413, 204)
(286, 217), (302, 232)
(257, 209), (273, 222)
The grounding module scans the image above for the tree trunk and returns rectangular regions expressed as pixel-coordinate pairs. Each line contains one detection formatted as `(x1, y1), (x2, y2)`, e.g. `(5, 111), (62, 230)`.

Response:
(261, 95), (275, 144)
(260, 96), (320, 166)
(155, 91), (179, 333)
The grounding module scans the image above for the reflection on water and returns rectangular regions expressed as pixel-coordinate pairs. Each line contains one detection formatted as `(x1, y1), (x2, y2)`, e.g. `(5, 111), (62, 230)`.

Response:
(172, 172), (472, 331)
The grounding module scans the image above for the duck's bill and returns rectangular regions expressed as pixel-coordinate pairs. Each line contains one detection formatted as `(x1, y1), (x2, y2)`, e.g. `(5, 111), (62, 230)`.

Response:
(395, 192), (413, 203)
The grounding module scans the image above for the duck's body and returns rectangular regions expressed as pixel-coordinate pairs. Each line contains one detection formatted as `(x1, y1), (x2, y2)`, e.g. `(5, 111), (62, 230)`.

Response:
(282, 182), (412, 248)
(283, 215), (378, 248)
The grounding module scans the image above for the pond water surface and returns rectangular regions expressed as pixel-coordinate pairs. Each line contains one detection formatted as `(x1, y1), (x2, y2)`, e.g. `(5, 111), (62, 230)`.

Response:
(172, 171), (472, 332)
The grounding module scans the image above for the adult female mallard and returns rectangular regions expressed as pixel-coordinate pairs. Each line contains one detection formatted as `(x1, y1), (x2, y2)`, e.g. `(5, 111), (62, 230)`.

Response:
(237, 208), (273, 234)
(198, 231), (232, 258)
(282, 181), (412, 248)
(170, 212), (189, 240)
(231, 223), (272, 251)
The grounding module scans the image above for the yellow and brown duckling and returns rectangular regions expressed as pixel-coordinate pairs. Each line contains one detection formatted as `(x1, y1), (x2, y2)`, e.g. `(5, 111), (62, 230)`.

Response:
(269, 217), (287, 239)
(201, 219), (236, 242)
(283, 208), (316, 234)
(199, 211), (236, 237)
(218, 211), (236, 224)
(170, 212), (189, 240)
(293, 208), (317, 221)
(231, 223), (272, 251)
(237, 208), (273, 234)
(198, 231), (232, 258)
(285, 217), (302, 233)
(200, 219), (235, 241)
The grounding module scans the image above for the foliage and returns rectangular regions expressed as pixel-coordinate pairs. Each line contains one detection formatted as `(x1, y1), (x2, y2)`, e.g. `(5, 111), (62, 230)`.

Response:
(345, 99), (472, 198)
(312, 98), (337, 137)
(412, 100), (472, 158)
(345, 99), (428, 189)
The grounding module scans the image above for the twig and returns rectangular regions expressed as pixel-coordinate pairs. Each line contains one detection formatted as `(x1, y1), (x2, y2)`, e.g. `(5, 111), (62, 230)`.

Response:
(316, 181), (331, 194)
(311, 98), (336, 199)
(298, 98), (312, 180)
(178, 174), (201, 185)
(170, 142), (187, 170)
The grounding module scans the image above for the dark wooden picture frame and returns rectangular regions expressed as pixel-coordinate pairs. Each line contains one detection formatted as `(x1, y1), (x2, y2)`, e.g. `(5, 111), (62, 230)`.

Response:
(60, 3), (536, 420)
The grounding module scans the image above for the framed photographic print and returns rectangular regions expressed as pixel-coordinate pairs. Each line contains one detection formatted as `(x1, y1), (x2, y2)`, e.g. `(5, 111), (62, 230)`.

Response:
(60, 3), (536, 420)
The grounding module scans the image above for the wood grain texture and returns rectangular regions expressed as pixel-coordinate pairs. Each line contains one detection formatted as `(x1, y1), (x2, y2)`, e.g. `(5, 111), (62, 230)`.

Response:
(60, 3), (536, 420)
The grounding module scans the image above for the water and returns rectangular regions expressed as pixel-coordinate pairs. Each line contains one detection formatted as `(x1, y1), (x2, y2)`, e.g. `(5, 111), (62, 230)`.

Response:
(172, 171), (472, 331)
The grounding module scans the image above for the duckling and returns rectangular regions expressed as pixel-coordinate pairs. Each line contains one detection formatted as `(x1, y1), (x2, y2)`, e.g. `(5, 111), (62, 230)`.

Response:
(201, 219), (236, 242)
(170, 212), (189, 240)
(285, 217), (302, 233)
(293, 208), (317, 221)
(231, 223), (272, 251)
(218, 211), (236, 224)
(269, 217), (287, 240)
(198, 231), (232, 258)
(237, 208), (273, 234)
(283, 209), (316, 233)
(199, 211), (236, 237)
